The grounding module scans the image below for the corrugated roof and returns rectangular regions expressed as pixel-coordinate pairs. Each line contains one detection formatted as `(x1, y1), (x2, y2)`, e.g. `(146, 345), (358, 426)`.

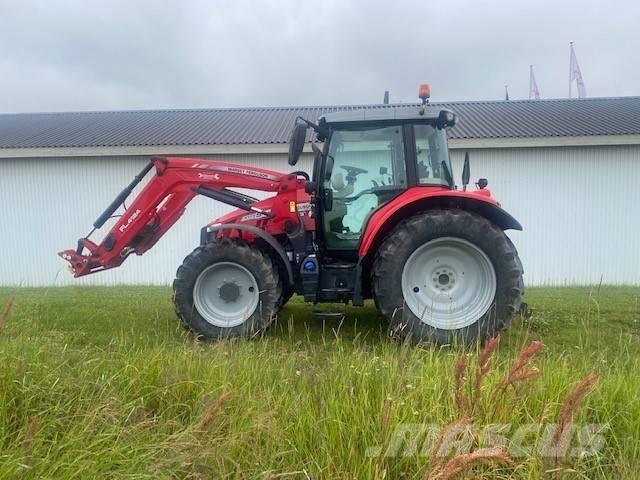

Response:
(0, 97), (639, 149)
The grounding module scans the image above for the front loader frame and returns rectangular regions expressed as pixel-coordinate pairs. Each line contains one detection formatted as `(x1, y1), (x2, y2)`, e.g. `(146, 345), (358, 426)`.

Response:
(59, 156), (305, 277)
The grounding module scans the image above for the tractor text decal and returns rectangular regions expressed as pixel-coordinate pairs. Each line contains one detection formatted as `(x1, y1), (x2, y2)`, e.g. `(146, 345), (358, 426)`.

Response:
(119, 209), (142, 233)
(240, 210), (271, 222)
(191, 163), (279, 181)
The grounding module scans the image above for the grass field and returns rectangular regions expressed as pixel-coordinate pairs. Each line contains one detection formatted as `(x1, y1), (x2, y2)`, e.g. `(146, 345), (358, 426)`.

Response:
(0, 287), (638, 479)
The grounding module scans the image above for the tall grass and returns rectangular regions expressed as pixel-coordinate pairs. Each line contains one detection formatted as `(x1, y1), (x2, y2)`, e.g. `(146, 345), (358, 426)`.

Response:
(0, 287), (638, 479)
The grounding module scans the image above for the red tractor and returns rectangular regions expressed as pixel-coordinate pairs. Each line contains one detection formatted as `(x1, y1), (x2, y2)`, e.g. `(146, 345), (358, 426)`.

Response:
(59, 86), (524, 344)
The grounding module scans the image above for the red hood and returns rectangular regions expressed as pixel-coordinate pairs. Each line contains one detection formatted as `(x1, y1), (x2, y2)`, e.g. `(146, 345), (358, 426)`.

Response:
(210, 196), (277, 226)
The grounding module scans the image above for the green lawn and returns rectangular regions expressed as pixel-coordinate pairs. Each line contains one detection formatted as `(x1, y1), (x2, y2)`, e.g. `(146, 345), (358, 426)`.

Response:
(0, 287), (638, 479)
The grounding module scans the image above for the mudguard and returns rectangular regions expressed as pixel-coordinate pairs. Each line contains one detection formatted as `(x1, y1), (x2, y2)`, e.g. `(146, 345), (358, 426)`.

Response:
(201, 223), (294, 285)
(358, 188), (522, 257)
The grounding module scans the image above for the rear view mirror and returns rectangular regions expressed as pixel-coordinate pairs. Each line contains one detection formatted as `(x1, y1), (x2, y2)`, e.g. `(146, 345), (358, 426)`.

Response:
(288, 123), (307, 166)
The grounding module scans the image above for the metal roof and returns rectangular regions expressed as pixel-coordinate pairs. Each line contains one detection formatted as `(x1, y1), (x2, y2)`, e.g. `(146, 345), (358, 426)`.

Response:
(0, 97), (639, 149)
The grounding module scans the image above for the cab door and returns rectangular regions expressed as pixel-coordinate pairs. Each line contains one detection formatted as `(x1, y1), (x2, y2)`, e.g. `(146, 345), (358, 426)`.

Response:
(319, 125), (408, 252)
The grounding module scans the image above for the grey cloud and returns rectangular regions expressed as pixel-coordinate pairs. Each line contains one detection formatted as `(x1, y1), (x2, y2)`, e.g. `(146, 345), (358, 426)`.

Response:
(0, 0), (638, 113)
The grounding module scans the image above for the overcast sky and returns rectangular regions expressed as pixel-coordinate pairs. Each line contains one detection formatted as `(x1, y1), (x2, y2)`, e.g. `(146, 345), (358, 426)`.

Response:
(0, 0), (638, 113)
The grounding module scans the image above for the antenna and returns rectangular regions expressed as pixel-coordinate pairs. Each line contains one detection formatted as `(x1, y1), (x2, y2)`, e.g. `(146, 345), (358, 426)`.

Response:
(504, 85), (509, 101)
(529, 65), (540, 100)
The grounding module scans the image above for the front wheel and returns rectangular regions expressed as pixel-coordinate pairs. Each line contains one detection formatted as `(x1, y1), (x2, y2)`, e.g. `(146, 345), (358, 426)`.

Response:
(173, 239), (281, 340)
(372, 209), (523, 345)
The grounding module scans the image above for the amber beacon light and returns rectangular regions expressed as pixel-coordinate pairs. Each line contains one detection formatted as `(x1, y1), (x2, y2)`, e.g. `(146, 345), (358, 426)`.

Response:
(418, 84), (431, 103)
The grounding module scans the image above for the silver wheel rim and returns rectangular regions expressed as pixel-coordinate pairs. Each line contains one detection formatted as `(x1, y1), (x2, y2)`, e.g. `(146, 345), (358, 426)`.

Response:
(401, 237), (496, 330)
(193, 262), (259, 328)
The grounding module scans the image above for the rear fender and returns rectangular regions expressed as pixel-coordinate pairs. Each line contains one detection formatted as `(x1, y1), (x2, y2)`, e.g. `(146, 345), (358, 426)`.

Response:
(358, 190), (522, 258)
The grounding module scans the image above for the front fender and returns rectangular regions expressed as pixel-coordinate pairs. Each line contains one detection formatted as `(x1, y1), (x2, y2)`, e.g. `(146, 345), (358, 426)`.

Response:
(358, 188), (522, 257)
(201, 223), (294, 285)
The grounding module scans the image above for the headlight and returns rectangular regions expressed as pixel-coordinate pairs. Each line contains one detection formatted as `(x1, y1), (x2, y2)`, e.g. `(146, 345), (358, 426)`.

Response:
(437, 110), (456, 128)
(445, 112), (456, 125)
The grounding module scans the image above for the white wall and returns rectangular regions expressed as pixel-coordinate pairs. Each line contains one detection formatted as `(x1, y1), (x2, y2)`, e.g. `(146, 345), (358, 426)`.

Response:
(450, 145), (640, 286)
(0, 145), (638, 286)
(0, 152), (313, 286)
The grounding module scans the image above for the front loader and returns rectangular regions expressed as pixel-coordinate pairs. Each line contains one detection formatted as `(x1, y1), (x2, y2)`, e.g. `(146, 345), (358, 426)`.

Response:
(60, 85), (524, 345)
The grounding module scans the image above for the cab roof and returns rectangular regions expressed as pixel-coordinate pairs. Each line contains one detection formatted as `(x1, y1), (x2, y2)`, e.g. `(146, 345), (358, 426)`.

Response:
(320, 104), (453, 125)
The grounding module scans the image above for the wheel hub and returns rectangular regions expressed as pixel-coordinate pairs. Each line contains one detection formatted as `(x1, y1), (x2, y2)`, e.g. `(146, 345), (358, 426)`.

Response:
(401, 237), (497, 330)
(193, 262), (259, 327)
(219, 282), (241, 303)
(433, 268), (456, 291)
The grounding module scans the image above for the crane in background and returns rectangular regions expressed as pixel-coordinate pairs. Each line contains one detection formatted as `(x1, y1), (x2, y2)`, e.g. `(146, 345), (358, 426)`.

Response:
(569, 41), (587, 98)
(529, 65), (540, 100)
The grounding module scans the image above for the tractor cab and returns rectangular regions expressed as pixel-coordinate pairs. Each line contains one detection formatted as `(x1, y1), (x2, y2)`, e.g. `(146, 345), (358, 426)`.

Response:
(316, 105), (456, 252)
(288, 88), (457, 254)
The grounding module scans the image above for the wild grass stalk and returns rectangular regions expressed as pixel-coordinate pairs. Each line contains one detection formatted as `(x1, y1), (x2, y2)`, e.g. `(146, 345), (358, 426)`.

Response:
(453, 354), (468, 416)
(472, 335), (500, 414)
(21, 417), (39, 450)
(426, 417), (473, 474)
(428, 447), (512, 480)
(550, 372), (599, 458)
(498, 340), (544, 392)
(0, 296), (15, 331)
(196, 390), (232, 432)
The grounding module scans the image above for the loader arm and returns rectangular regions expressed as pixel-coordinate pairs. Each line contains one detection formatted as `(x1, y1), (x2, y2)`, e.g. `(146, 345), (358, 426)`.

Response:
(59, 156), (302, 277)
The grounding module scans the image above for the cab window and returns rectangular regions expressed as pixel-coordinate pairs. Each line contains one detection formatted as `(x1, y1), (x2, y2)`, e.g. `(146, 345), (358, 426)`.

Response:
(323, 126), (406, 249)
(414, 124), (452, 186)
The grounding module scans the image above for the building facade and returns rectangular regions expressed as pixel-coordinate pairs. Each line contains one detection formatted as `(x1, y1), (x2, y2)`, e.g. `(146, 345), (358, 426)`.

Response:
(1, 98), (639, 286)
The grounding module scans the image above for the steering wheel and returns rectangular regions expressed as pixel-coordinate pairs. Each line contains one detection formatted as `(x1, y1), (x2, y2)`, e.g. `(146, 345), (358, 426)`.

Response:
(340, 165), (368, 183)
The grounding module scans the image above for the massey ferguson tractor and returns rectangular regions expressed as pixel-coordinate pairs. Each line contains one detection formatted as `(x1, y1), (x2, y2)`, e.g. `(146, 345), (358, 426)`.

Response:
(59, 86), (524, 345)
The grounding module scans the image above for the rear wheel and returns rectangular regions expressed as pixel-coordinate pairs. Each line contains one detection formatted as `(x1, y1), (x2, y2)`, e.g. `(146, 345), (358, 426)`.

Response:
(173, 239), (281, 340)
(372, 209), (523, 345)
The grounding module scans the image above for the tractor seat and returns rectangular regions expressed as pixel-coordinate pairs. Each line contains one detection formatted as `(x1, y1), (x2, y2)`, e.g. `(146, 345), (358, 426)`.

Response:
(331, 173), (354, 198)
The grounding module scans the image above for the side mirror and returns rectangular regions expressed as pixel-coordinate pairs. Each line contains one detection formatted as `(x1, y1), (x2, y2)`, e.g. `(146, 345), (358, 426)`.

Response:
(288, 123), (307, 166)
(462, 152), (470, 191)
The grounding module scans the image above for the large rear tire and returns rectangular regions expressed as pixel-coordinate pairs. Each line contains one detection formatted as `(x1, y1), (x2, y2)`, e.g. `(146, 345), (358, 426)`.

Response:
(372, 209), (523, 345)
(173, 239), (281, 340)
